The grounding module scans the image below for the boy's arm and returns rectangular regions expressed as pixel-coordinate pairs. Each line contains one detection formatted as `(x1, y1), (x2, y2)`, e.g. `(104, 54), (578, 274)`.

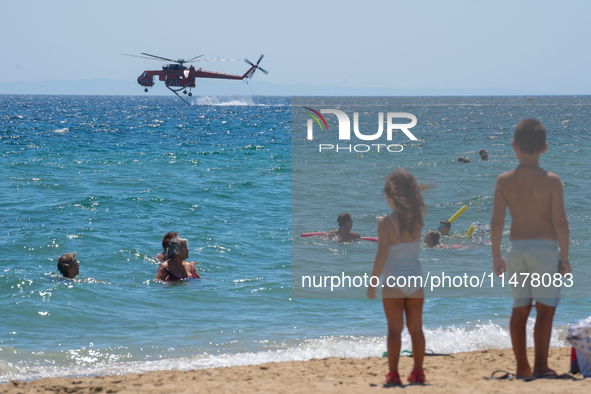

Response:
(550, 174), (571, 275)
(367, 218), (390, 299)
(323, 230), (337, 239)
(490, 176), (508, 277)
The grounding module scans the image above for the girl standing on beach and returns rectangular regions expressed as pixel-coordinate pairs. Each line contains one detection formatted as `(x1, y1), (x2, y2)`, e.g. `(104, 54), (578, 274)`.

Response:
(367, 168), (430, 385)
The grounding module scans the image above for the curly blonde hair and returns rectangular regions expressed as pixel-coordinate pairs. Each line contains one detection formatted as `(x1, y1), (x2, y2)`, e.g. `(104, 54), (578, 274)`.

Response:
(383, 168), (430, 234)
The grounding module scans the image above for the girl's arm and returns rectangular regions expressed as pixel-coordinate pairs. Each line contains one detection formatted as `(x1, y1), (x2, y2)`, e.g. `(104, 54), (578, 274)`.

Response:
(367, 218), (391, 299)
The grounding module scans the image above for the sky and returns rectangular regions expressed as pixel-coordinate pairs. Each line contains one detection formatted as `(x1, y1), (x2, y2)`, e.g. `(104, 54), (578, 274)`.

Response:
(1, 0), (590, 95)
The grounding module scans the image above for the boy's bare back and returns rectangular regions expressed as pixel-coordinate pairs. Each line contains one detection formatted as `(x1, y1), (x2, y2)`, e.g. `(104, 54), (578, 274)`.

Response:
(493, 166), (565, 241)
(490, 118), (571, 379)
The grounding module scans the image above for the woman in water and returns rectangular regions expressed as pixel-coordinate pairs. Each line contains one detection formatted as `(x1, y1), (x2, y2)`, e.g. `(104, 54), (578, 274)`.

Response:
(367, 168), (430, 385)
(155, 237), (200, 281)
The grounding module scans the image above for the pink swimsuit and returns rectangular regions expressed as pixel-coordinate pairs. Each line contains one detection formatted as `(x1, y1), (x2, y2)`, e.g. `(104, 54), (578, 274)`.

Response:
(160, 264), (198, 281)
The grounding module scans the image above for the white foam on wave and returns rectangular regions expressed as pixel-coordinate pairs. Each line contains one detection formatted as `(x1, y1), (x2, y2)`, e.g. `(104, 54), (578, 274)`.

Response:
(421, 318), (566, 354)
(0, 318), (569, 383)
(191, 96), (255, 106)
(52, 128), (69, 134)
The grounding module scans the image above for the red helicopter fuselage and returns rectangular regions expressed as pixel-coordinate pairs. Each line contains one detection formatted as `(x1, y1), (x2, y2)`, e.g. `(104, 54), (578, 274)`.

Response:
(137, 64), (256, 89)
(125, 52), (267, 104)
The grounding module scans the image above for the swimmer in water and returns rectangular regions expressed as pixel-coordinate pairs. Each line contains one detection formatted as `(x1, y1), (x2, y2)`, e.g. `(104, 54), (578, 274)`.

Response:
(424, 231), (440, 248)
(155, 237), (201, 281)
(479, 149), (489, 161)
(325, 213), (361, 242)
(57, 252), (80, 279)
(156, 231), (178, 261)
(425, 231), (465, 249)
(438, 220), (451, 236)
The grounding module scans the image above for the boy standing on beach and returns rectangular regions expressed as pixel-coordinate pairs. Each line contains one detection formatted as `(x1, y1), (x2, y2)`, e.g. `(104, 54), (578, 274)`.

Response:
(491, 118), (571, 379)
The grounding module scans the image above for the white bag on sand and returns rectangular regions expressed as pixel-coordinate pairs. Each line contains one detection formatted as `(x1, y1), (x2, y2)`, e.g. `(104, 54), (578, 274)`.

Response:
(567, 316), (591, 377)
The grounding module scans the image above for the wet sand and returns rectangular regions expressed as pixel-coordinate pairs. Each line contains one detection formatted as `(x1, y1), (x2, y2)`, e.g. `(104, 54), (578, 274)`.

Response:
(1, 347), (588, 393)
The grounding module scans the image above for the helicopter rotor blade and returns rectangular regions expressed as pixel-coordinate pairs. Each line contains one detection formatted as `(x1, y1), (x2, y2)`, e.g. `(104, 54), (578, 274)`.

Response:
(121, 53), (166, 61)
(258, 67), (269, 75)
(140, 53), (176, 62)
(187, 54), (205, 61)
(244, 59), (255, 67)
(256, 54), (264, 65)
(190, 58), (243, 63)
(124, 53), (243, 64)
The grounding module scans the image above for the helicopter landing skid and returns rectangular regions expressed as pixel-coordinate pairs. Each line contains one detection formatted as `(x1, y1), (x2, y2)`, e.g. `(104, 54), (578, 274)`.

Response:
(166, 85), (191, 105)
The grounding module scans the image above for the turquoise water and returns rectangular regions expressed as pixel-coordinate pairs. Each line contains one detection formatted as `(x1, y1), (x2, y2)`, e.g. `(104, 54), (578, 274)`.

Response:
(1, 95), (589, 382)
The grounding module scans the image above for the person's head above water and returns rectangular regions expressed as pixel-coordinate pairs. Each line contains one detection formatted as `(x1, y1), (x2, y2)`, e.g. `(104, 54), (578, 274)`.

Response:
(383, 168), (430, 234)
(513, 118), (547, 155)
(325, 212), (360, 241)
(438, 220), (451, 235)
(166, 237), (189, 261)
(161, 231), (179, 252)
(479, 149), (489, 161)
(424, 231), (440, 248)
(57, 252), (79, 278)
(337, 213), (353, 228)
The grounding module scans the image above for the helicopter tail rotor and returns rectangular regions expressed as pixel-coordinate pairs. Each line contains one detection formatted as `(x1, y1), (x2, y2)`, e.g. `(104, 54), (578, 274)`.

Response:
(244, 54), (268, 79)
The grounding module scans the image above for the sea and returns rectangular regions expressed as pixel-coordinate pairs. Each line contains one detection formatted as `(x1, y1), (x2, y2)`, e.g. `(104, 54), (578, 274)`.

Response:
(1, 94), (589, 382)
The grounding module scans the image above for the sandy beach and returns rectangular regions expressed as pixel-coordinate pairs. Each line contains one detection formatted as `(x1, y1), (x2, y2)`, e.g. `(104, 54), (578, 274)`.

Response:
(1, 347), (588, 394)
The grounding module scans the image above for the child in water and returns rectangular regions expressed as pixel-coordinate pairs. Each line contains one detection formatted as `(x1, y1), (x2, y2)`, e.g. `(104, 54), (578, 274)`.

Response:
(424, 231), (464, 249)
(367, 168), (430, 385)
(324, 213), (361, 242)
(438, 220), (451, 235)
(424, 231), (440, 247)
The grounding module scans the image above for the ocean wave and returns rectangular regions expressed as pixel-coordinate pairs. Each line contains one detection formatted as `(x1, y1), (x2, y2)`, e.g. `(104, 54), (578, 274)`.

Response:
(0, 318), (568, 383)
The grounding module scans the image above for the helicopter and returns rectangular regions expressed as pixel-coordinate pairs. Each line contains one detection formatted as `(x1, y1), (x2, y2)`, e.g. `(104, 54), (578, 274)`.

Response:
(122, 52), (268, 104)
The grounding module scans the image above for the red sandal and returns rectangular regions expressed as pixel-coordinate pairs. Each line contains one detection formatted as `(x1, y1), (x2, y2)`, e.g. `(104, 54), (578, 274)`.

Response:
(385, 371), (402, 385)
(407, 369), (426, 383)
